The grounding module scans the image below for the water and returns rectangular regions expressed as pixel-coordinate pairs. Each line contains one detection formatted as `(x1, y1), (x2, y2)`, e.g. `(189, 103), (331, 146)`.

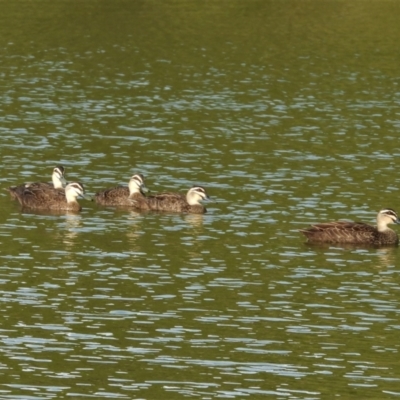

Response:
(1, 0), (400, 398)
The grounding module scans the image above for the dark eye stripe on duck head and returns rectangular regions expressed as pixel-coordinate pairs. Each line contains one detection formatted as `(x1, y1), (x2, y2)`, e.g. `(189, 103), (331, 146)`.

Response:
(54, 166), (65, 175)
(380, 208), (399, 222)
(131, 174), (145, 185)
(69, 182), (84, 192)
(192, 186), (209, 199)
(381, 208), (397, 216)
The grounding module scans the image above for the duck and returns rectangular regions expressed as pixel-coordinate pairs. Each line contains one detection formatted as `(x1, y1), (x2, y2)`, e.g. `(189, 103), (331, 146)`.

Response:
(94, 174), (148, 206)
(299, 208), (400, 245)
(8, 165), (67, 200)
(10, 182), (85, 211)
(137, 185), (210, 214)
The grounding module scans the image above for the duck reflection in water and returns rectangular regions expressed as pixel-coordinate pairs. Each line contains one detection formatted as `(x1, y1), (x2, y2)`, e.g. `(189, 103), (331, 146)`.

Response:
(62, 213), (83, 252)
(374, 246), (396, 269)
(184, 213), (205, 229)
(125, 210), (145, 253)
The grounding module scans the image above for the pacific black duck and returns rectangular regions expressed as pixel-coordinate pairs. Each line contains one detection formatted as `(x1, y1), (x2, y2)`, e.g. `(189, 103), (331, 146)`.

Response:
(94, 174), (148, 206)
(8, 165), (67, 200)
(300, 208), (400, 245)
(10, 182), (85, 211)
(137, 185), (210, 214)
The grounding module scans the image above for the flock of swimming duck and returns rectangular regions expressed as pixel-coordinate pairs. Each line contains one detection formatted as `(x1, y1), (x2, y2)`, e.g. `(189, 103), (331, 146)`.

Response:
(6, 166), (400, 246)
(7, 166), (209, 214)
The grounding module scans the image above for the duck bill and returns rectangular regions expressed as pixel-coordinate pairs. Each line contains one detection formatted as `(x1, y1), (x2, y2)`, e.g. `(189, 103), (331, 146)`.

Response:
(141, 184), (150, 194)
(81, 193), (93, 201)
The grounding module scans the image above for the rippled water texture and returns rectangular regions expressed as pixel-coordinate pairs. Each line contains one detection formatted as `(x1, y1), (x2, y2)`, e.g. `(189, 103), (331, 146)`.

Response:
(1, 0), (400, 398)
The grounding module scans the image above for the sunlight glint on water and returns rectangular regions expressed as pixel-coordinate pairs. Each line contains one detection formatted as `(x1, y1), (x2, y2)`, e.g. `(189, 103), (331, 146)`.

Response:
(1, 1), (400, 399)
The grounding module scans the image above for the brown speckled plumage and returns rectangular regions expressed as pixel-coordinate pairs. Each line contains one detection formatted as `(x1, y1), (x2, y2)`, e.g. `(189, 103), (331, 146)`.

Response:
(300, 209), (400, 246)
(10, 182), (85, 211)
(137, 186), (209, 214)
(94, 174), (147, 207)
(8, 166), (67, 200)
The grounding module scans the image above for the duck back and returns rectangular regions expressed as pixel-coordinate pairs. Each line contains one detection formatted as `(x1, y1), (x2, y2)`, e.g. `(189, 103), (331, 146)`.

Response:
(94, 186), (147, 207)
(12, 186), (80, 211)
(300, 221), (398, 245)
(143, 192), (206, 214)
